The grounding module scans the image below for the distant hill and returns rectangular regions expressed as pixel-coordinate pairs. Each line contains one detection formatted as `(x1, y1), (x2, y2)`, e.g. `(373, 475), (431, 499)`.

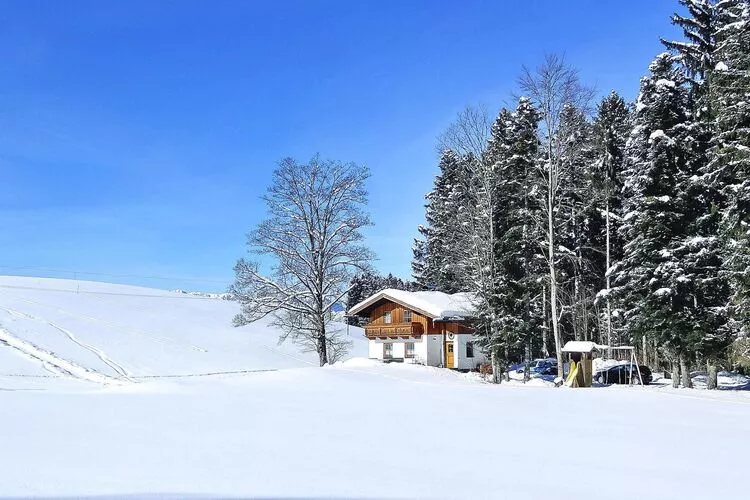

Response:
(0, 276), (367, 386)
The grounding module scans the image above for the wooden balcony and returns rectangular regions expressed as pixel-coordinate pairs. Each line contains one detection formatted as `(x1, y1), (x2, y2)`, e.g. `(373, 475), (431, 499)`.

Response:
(364, 322), (424, 339)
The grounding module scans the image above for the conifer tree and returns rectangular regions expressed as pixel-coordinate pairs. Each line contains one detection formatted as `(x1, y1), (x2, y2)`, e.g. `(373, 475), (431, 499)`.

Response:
(663, 0), (744, 386)
(463, 99), (543, 380)
(412, 150), (471, 293)
(592, 92), (631, 350)
(616, 54), (702, 387)
(411, 234), (429, 290)
(712, 0), (750, 337)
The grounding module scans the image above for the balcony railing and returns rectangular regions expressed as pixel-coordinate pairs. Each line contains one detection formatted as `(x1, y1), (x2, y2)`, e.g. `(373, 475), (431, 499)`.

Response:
(364, 322), (424, 338)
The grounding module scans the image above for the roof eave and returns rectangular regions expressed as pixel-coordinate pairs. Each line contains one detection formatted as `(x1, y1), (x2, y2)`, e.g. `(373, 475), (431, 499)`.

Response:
(348, 290), (439, 320)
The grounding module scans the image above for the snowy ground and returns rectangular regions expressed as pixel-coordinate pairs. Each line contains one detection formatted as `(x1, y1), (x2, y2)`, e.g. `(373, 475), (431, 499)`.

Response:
(0, 276), (368, 390)
(1, 276), (748, 498)
(2, 360), (748, 499)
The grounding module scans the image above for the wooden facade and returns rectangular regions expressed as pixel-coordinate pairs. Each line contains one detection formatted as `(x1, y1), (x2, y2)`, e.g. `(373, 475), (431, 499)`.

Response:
(362, 300), (472, 339)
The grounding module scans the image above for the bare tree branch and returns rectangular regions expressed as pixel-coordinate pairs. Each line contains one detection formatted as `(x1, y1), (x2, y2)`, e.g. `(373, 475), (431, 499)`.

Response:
(230, 155), (375, 366)
(436, 105), (492, 158)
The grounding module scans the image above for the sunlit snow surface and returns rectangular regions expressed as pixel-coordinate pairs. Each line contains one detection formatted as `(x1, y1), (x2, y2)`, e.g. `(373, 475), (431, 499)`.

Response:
(0, 276), (368, 388)
(0, 276), (747, 498)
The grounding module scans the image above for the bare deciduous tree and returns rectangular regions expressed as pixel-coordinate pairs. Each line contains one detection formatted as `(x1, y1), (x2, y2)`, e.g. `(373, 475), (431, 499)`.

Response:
(231, 155), (374, 366)
(518, 54), (595, 378)
(436, 105), (492, 158)
(435, 104), (499, 376)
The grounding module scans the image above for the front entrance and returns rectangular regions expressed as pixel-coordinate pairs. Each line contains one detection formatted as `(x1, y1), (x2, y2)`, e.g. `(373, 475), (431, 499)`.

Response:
(446, 342), (455, 368)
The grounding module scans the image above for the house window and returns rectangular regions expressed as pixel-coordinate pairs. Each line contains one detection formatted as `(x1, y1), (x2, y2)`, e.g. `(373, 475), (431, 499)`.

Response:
(466, 342), (475, 358)
(384, 311), (392, 324)
(405, 342), (415, 358)
(403, 310), (412, 323)
(383, 342), (393, 358)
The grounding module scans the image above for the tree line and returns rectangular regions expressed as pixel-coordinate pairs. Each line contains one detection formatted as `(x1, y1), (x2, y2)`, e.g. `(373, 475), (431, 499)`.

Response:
(411, 0), (750, 387)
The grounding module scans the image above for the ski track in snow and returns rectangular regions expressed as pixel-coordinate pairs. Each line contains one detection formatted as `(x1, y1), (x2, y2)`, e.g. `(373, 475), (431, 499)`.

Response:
(1, 336), (65, 378)
(0, 292), (209, 354)
(0, 305), (133, 380)
(14, 294), (317, 370)
(47, 323), (133, 381)
(0, 287), (318, 378)
(0, 327), (125, 385)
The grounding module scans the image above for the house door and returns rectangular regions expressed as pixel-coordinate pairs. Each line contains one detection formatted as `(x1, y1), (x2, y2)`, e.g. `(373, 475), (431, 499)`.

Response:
(446, 342), (455, 368)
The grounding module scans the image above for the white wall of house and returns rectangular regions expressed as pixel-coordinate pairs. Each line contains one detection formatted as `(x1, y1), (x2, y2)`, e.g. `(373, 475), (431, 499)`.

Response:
(425, 334), (443, 367)
(453, 334), (486, 370)
(368, 340), (383, 359)
(368, 334), (486, 370)
(414, 338), (428, 363)
(368, 337), (427, 363)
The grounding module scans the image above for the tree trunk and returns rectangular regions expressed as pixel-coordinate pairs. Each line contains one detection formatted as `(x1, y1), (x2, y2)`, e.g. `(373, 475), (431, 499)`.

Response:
(542, 286), (549, 357)
(707, 361), (718, 390)
(523, 342), (531, 383)
(550, 274), (563, 379)
(317, 322), (329, 367)
(642, 335), (648, 368)
(491, 348), (501, 384)
(570, 206), (583, 340)
(671, 360), (680, 389)
(548, 172), (564, 378)
(679, 353), (692, 388)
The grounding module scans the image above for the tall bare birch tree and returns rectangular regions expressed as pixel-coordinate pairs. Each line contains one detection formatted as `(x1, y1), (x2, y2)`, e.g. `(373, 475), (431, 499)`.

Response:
(436, 105), (492, 159)
(231, 155), (374, 366)
(518, 54), (595, 378)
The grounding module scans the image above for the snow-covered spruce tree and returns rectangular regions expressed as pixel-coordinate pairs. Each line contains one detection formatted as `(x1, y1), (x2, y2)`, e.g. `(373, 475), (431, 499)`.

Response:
(231, 156), (374, 366)
(712, 0), (750, 341)
(662, 0), (718, 83)
(518, 54), (595, 378)
(414, 149), (472, 293)
(507, 98), (547, 362)
(469, 99), (544, 381)
(614, 54), (723, 388)
(591, 92), (631, 351)
(663, 0), (745, 386)
(411, 234), (429, 290)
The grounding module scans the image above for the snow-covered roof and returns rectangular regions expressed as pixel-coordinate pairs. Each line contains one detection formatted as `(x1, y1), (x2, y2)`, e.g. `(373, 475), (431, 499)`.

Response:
(562, 341), (637, 353)
(348, 288), (476, 320)
(562, 341), (599, 353)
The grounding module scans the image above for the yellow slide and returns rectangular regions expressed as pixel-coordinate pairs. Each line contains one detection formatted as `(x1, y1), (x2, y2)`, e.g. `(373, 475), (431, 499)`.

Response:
(565, 361), (579, 387)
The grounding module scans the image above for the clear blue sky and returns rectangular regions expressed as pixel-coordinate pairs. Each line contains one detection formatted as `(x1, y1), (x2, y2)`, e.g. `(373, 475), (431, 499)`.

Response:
(0, 0), (682, 291)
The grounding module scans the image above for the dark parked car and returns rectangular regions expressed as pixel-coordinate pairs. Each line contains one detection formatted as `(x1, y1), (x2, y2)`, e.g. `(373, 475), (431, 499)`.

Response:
(594, 364), (652, 385)
(514, 358), (557, 376)
(536, 364), (558, 376)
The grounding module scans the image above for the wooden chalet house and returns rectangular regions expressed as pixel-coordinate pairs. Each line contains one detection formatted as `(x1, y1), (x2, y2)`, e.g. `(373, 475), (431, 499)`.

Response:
(348, 288), (487, 370)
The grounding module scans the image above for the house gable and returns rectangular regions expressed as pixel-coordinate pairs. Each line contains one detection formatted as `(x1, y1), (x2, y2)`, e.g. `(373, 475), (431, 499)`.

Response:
(361, 297), (474, 339)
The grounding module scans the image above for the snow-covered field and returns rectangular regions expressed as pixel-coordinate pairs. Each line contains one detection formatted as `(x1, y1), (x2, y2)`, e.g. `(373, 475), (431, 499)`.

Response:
(0, 276), (368, 389)
(1, 276), (748, 498)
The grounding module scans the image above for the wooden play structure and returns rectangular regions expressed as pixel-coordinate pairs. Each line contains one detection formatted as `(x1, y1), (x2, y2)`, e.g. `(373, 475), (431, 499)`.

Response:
(562, 341), (595, 387)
